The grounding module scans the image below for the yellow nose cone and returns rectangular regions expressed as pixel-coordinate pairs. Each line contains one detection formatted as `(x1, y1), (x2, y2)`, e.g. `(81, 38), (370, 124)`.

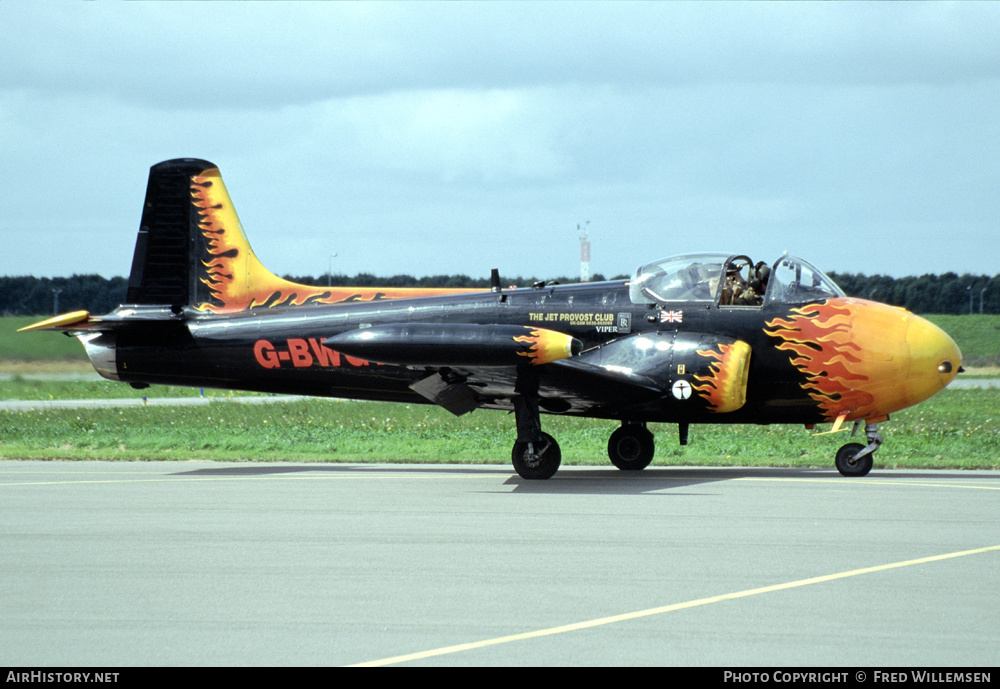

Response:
(850, 307), (963, 418)
(903, 314), (963, 403)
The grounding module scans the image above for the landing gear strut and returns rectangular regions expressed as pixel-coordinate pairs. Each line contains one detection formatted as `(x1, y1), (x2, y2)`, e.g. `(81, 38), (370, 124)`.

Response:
(608, 422), (655, 471)
(835, 422), (882, 477)
(510, 365), (561, 480)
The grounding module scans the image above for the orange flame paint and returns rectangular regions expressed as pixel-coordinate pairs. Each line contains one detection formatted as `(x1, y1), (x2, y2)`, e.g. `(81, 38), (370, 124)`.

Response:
(190, 168), (481, 313)
(692, 341), (750, 413)
(513, 328), (575, 366)
(765, 300), (876, 420)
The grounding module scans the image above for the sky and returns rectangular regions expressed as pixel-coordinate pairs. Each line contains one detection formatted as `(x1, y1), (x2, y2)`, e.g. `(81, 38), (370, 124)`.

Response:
(1, 1), (998, 282)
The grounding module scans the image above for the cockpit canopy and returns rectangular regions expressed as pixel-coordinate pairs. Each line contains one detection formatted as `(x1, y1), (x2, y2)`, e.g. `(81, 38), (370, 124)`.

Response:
(629, 253), (845, 307)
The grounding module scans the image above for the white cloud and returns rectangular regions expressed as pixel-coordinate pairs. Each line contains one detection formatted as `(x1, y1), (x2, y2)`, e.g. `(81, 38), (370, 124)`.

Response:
(1, 2), (999, 279)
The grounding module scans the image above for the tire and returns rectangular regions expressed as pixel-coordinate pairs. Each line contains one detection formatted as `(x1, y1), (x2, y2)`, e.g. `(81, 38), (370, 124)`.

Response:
(835, 442), (873, 477)
(512, 433), (561, 480)
(607, 425), (655, 471)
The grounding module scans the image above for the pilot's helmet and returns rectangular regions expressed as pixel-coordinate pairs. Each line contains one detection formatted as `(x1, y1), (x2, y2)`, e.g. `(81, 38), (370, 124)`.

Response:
(752, 262), (771, 292)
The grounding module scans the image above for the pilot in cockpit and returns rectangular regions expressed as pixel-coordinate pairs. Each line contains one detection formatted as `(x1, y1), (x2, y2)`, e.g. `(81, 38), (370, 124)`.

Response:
(722, 260), (768, 306)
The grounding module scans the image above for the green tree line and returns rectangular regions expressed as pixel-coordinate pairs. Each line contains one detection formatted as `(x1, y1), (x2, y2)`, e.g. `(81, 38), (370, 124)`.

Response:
(2, 271), (998, 316)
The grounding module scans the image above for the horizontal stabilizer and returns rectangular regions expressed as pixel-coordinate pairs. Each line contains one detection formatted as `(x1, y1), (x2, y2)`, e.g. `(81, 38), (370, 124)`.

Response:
(18, 305), (187, 334)
(17, 310), (94, 332)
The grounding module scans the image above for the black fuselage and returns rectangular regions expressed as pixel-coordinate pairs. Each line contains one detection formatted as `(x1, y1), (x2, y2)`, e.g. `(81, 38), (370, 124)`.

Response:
(112, 280), (816, 425)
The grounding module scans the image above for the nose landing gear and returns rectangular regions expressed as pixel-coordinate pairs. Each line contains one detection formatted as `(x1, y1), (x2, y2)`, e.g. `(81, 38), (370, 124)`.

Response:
(835, 422), (882, 477)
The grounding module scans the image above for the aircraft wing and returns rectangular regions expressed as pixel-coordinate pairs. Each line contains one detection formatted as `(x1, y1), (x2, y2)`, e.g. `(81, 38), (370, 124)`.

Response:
(402, 357), (665, 417)
(326, 325), (752, 417)
(539, 358), (666, 410)
(322, 323), (668, 416)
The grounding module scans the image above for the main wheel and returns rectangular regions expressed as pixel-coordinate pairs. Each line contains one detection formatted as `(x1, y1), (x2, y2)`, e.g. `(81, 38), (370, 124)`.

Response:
(512, 433), (562, 480)
(607, 425), (655, 471)
(835, 442), (873, 477)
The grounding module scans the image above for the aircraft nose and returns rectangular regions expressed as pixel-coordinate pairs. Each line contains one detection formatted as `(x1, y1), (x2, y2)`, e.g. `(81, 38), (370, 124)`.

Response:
(765, 298), (961, 421)
(903, 314), (963, 399)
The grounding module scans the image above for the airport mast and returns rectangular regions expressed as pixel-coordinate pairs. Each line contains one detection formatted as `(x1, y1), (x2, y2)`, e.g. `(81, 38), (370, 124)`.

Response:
(578, 221), (591, 283)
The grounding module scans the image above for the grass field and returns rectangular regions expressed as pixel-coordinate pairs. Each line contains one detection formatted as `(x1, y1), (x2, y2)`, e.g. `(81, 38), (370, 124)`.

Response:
(2, 315), (998, 469)
(1, 392), (997, 469)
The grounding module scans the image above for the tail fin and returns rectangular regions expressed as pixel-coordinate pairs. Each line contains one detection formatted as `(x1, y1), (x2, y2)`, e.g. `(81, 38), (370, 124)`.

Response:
(126, 159), (480, 313)
(126, 158), (311, 312)
(126, 158), (212, 307)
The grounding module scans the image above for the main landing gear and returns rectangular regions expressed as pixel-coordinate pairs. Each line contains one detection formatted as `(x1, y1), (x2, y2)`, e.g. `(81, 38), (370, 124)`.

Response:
(511, 366), (562, 480)
(510, 420), (660, 480)
(511, 433), (562, 480)
(511, 366), (662, 479)
(607, 422), (655, 471)
(835, 422), (882, 477)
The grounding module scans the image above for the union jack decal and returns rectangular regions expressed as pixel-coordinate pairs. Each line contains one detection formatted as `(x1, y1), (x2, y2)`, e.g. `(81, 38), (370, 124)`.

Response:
(659, 310), (683, 323)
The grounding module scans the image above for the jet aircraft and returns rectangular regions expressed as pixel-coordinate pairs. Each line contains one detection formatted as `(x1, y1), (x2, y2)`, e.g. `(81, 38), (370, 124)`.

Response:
(21, 159), (963, 479)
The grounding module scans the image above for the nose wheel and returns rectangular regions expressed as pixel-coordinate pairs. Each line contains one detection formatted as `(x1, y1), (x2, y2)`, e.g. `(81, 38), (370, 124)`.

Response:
(835, 423), (882, 477)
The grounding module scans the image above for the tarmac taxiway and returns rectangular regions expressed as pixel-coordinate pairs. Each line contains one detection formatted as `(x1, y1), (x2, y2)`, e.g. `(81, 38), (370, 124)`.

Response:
(1, 460), (997, 666)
